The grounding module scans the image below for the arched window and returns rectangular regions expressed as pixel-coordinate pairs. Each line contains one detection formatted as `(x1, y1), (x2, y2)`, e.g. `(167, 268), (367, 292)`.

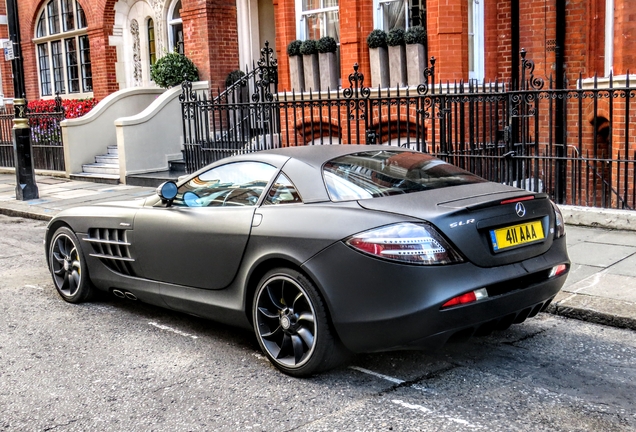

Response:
(148, 18), (157, 66)
(168, 0), (183, 54)
(34, 0), (92, 97)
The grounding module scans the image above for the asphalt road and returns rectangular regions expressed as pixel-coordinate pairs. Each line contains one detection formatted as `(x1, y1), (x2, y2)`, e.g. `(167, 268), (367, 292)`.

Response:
(1, 214), (635, 431)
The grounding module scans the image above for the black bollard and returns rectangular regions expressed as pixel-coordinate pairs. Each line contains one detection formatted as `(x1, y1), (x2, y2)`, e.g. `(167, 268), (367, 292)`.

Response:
(13, 98), (38, 200)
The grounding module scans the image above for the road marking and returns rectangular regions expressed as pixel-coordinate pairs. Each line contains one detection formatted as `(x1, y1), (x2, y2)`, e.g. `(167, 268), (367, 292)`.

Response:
(391, 399), (431, 413)
(24, 284), (43, 290)
(148, 322), (198, 339)
(349, 366), (405, 384)
(391, 399), (481, 429)
(349, 368), (482, 429)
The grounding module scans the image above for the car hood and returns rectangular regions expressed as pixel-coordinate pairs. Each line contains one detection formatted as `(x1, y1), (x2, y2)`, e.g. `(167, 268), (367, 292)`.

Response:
(49, 198), (149, 235)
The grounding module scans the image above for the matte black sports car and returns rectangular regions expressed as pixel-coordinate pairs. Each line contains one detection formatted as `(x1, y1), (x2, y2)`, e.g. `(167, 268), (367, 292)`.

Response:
(45, 145), (569, 376)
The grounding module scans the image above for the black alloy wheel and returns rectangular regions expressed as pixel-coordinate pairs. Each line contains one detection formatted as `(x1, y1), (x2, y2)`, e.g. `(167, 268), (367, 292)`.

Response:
(48, 226), (93, 303)
(253, 268), (343, 376)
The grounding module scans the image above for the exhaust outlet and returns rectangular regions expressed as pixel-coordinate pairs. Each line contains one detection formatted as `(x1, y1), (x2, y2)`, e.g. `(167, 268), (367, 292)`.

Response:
(112, 289), (126, 299)
(124, 291), (138, 301)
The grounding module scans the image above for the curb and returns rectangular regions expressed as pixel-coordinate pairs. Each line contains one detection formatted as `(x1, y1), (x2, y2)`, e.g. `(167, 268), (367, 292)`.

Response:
(0, 207), (53, 221)
(546, 304), (636, 331)
(560, 205), (636, 232)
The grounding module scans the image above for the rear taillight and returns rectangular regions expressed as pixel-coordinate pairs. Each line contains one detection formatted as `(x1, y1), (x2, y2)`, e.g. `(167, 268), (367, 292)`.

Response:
(549, 264), (568, 277)
(345, 223), (464, 265)
(551, 201), (565, 239)
(441, 288), (488, 309)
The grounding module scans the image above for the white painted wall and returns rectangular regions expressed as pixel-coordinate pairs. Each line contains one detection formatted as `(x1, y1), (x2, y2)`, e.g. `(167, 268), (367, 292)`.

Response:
(111, 0), (164, 90)
(115, 81), (208, 182)
(61, 87), (165, 176)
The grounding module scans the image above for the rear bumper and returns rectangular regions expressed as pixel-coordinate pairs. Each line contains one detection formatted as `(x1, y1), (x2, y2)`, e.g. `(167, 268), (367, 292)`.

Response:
(302, 236), (569, 353)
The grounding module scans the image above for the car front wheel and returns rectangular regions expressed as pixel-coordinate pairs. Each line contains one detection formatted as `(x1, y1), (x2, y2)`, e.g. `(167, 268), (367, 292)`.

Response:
(48, 226), (93, 303)
(253, 268), (344, 376)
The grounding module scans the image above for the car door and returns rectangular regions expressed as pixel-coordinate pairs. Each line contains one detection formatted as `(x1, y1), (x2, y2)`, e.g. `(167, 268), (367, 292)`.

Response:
(132, 161), (278, 290)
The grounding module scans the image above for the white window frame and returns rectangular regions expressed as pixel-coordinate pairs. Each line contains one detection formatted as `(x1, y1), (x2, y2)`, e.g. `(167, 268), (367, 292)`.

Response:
(373, 0), (409, 31)
(468, 0), (484, 82)
(295, 1), (339, 41)
(605, 0), (614, 76)
(168, 0), (184, 54)
(32, 0), (92, 98)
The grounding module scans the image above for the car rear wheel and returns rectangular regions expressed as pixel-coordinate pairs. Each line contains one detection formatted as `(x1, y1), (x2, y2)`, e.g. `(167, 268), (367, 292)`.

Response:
(48, 226), (93, 303)
(253, 268), (344, 376)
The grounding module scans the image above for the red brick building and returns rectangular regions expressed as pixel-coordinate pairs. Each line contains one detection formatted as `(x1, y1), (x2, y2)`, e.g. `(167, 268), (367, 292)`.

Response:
(1, 1), (633, 101)
(275, 0), (635, 91)
(0, 0), (268, 102)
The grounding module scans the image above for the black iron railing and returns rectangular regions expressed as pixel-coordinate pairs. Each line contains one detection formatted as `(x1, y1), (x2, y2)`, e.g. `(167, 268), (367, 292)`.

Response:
(181, 47), (636, 210)
(0, 97), (66, 171)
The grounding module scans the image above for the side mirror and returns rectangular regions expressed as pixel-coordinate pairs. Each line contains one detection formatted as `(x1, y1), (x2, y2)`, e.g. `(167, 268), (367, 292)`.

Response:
(157, 181), (178, 205)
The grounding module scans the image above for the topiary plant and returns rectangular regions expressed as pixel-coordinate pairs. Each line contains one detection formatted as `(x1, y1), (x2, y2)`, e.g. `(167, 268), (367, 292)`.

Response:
(317, 36), (337, 54)
(367, 29), (387, 49)
(404, 25), (426, 45)
(299, 39), (318, 56)
(287, 40), (302, 56)
(150, 51), (199, 88)
(225, 70), (246, 88)
(387, 28), (405, 47)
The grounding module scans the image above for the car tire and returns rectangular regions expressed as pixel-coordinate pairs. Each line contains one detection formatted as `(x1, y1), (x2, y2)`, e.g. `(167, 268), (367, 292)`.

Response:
(48, 226), (94, 303)
(253, 268), (346, 377)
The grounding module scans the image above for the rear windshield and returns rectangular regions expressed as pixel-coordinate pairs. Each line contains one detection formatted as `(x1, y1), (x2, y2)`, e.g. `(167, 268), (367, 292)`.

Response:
(323, 150), (487, 202)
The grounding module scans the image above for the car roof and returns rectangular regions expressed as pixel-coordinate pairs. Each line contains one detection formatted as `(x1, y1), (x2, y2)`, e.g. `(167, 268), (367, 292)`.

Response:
(190, 145), (420, 204)
(259, 144), (411, 168)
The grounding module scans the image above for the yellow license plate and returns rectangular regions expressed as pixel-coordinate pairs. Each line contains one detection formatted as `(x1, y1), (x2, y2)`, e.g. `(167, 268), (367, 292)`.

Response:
(490, 221), (545, 252)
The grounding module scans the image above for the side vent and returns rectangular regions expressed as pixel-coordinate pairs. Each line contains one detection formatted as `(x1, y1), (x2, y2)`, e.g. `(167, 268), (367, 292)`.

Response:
(84, 228), (135, 276)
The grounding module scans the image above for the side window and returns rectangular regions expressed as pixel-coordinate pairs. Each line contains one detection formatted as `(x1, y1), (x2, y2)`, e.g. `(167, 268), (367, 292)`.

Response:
(174, 162), (277, 207)
(264, 173), (303, 205)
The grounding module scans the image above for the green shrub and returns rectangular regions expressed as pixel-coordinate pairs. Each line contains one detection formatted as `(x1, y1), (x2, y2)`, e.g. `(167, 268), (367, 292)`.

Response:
(225, 70), (246, 88)
(367, 29), (387, 49)
(287, 40), (303, 56)
(150, 51), (199, 88)
(387, 28), (405, 47)
(299, 39), (318, 55)
(405, 26), (426, 45)
(317, 36), (338, 54)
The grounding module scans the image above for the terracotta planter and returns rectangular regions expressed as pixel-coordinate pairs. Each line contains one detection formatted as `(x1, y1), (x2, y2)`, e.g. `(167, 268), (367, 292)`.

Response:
(319, 52), (339, 91)
(289, 55), (305, 92)
(406, 44), (427, 87)
(303, 53), (320, 92)
(388, 45), (407, 87)
(369, 47), (389, 88)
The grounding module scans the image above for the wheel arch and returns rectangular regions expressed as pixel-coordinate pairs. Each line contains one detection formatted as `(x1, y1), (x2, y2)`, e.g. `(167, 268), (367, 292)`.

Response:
(243, 258), (337, 334)
(45, 220), (74, 261)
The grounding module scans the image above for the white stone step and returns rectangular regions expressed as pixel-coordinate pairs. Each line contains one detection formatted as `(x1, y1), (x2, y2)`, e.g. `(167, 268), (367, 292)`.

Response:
(70, 172), (120, 184)
(95, 154), (119, 164)
(107, 146), (119, 155)
(82, 163), (120, 175)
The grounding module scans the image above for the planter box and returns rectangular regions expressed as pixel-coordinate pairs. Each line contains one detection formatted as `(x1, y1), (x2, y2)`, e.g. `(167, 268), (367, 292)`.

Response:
(303, 53), (320, 92)
(289, 55), (305, 92)
(388, 45), (407, 87)
(369, 47), (389, 88)
(406, 44), (427, 87)
(319, 52), (339, 91)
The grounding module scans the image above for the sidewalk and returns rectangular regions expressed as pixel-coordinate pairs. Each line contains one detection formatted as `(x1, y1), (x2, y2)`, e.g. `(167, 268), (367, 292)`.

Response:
(1, 173), (635, 331)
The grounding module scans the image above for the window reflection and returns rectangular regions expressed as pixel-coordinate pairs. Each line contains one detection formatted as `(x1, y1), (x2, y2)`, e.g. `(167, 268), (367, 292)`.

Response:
(173, 162), (277, 207)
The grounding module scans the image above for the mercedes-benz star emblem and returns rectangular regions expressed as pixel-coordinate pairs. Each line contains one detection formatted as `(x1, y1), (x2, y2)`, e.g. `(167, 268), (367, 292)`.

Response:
(515, 202), (526, 217)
